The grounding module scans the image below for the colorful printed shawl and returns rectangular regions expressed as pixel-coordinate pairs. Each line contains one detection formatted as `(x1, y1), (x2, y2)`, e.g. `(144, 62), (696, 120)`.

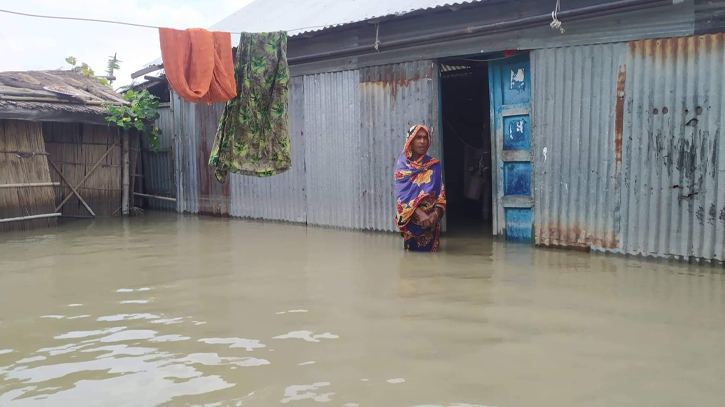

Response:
(395, 125), (446, 252)
(209, 31), (291, 182)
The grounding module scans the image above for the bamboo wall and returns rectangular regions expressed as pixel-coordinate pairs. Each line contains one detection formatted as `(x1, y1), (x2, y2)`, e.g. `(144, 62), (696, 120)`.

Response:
(0, 119), (57, 232)
(43, 123), (138, 217)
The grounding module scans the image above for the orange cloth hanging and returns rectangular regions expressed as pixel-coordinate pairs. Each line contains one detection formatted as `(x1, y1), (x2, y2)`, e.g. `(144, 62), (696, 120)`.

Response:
(158, 27), (236, 104)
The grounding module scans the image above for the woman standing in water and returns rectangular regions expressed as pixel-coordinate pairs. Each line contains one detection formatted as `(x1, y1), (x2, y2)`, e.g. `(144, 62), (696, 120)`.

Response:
(395, 124), (447, 252)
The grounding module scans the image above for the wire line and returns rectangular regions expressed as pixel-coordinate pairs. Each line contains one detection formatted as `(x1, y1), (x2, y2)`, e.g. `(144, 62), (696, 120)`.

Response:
(0, 8), (329, 34)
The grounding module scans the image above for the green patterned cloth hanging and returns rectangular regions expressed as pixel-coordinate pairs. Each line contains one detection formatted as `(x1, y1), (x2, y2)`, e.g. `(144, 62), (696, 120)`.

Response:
(209, 31), (290, 182)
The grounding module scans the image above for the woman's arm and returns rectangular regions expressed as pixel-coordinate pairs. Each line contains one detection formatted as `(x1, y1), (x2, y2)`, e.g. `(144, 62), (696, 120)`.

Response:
(415, 208), (431, 227)
(429, 208), (441, 226)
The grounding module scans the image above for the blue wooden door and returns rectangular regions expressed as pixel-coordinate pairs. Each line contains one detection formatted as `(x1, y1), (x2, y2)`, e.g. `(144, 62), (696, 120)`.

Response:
(489, 54), (534, 242)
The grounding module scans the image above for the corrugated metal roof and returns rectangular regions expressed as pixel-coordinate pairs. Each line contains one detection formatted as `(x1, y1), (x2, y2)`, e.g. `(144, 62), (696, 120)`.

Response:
(140, 0), (480, 72)
(210, 0), (483, 37)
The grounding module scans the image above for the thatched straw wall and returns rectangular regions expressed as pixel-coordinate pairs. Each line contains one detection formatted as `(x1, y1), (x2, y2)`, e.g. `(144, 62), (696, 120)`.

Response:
(0, 70), (142, 230)
(0, 119), (57, 232)
(44, 123), (138, 217)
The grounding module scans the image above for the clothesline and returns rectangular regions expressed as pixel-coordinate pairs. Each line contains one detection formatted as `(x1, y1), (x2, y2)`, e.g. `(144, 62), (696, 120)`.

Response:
(0, 8), (329, 34)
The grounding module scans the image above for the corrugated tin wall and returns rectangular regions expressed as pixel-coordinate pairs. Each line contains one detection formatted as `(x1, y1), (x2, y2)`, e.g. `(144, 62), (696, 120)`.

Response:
(360, 61), (439, 231)
(172, 77), (307, 221)
(304, 70), (361, 228)
(532, 34), (725, 262)
(168, 61), (436, 231)
(229, 76), (307, 223)
(147, 105), (175, 210)
(174, 92), (200, 215)
(532, 43), (626, 250)
(619, 35), (725, 262)
(304, 61), (437, 230)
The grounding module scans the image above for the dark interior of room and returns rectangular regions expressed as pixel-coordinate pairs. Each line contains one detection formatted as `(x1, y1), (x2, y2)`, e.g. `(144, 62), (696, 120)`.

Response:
(440, 59), (493, 234)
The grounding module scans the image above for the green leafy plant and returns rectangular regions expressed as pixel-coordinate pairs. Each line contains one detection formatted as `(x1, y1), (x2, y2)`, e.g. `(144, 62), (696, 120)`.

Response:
(106, 53), (122, 84)
(66, 55), (113, 86)
(105, 90), (162, 151)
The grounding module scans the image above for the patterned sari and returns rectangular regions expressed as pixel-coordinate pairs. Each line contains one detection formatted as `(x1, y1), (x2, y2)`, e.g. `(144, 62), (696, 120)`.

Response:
(395, 125), (446, 252)
(209, 31), (290, 182)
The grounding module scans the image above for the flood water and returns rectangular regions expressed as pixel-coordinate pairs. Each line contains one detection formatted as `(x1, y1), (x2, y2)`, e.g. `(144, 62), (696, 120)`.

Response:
(0, 213), (724, 407)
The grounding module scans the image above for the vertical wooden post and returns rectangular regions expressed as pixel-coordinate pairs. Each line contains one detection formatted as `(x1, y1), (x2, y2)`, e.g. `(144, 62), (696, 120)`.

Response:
(122, 130), (130, 215)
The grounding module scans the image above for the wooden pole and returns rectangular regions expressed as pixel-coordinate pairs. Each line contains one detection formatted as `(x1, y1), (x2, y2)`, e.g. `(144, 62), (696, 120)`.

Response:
(0, 150), (50, 156)
(130, 132), (140, 207)
(0, 213), (62, 223)
(0, 182), (59, 189)
(133, 192), (177, 202)
(122, 130), (130, 215)
(55, 139), (120, 213)
(140, 139), (149, 208)
(48, 160), (96, 217)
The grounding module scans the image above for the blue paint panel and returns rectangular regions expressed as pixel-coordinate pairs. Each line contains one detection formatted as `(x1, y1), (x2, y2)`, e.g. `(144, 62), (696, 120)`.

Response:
(501, 61), (530, 105)
(491, 53), (533, 243)
(504, 162), (531, 196)
(503, 115), (530, 150)
(505, 208), (532, 242)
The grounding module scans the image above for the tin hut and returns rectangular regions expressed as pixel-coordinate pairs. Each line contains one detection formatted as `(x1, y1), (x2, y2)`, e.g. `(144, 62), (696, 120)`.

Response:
(134, 0), (725, 264)
(0, 70), (138, 232)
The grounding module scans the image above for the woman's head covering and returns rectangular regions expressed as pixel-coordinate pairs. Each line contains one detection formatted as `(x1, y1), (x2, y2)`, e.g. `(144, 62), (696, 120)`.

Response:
(403, 124), (431, 160)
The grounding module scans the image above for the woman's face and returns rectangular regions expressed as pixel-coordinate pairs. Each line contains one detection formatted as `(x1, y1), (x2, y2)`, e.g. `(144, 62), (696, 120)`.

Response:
(411, 129), (429, 157)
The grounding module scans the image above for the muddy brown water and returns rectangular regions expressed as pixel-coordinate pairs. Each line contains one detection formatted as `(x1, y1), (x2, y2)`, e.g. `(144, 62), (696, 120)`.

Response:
(0, 213), (723, 407)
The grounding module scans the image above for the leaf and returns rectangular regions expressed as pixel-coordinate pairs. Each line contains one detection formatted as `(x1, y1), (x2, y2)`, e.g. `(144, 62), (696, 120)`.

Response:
(65, 56), (77, 66)
(104, 89), (161, 140)
(106, 53), (122, 77)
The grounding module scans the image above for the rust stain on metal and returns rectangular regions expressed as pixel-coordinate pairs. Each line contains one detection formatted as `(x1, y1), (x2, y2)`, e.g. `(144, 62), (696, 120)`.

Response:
(197, 106), (211, 203)
(196, 104), (230, 216)
(359, 62), (430, 84)
(359, 62), (430, 109)
(614, 63), (626, 168)
(363, 77), (420, 108)
(535, 222), (618, 250)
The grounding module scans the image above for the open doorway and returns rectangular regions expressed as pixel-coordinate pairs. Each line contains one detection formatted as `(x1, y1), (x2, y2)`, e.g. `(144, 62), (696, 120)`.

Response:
(440, 59), (492, 234)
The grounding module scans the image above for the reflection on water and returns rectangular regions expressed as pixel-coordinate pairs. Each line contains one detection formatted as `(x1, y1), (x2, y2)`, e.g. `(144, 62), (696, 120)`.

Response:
(0, 213), (724, 406)
(273, 331), (339, 343)
(198, 338), (266, 351)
